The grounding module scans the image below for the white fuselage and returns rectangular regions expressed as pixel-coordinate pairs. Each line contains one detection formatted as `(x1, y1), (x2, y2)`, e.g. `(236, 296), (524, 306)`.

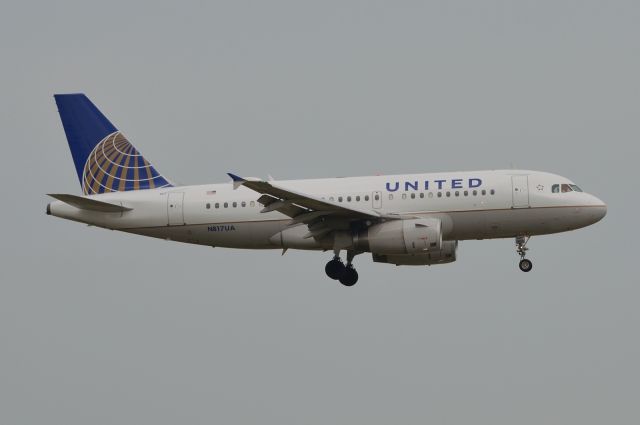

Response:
(48, 169), (606, 252)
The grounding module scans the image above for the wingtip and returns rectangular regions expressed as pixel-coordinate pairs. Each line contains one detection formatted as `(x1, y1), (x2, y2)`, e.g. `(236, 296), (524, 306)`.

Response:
(227, 173), (245, 182)
(227, 173), (245, 190)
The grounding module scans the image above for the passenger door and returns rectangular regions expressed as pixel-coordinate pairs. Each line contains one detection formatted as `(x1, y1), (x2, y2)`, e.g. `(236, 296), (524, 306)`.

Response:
(167, 192), (185, 225)
(511, 175), (530, 208)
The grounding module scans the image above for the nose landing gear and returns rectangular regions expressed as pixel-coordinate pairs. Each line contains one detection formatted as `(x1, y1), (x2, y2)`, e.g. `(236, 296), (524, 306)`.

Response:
(516, 236), (533, 272)
(325, 250), (359, 286)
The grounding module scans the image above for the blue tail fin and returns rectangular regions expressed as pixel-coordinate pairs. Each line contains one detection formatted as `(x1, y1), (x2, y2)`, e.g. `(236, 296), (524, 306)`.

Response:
(54, 94), (172, 195)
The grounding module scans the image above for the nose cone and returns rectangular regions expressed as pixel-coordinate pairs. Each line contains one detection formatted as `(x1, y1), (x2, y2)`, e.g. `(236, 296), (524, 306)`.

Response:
(592, 204), (607, 223)
(588, 195), (607, 224)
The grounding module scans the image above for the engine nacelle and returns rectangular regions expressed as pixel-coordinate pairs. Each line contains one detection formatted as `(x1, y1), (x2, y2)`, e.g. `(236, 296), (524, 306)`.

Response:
(269, 224), (327, 250)
(372, 241), (458, 266)
(354, 218), (442, 255)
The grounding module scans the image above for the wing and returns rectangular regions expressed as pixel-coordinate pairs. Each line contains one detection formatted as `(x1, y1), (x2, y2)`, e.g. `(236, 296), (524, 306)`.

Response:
(227, 173), (386, 240)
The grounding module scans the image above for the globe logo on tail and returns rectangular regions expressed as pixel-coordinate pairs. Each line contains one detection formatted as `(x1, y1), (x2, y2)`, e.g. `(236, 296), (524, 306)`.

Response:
(82, 131), (171, 195)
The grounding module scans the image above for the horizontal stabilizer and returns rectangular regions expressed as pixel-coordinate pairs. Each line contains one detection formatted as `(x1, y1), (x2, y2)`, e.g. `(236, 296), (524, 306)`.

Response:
(47, 194), (132, 212)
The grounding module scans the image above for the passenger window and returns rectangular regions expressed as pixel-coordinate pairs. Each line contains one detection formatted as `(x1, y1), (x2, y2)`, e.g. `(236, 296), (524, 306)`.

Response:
(472, 190), (477, 196)
(464, 190), (468, 196)
(224, 202), (228, 208)
(454, 191), (459, 197)
(420, 192), (424, 198)
(241, 201), (246, 207)
(215, 203), (220, 208)
(428, 192), (433, 198)
(347, 196), (352, 202)
(365, 195), (370, 201)
(373, 194), (378, 201)
(410, 193), (415, 199)
(481, 190), (486, 196)
(232, 202), (237, 208)
(206, 203), (211, 209)
(356, 195), (361, 202)
(402, 193), (407, 200)
(389, 194), (394, 200)
(446, 192), (451, 197)
(490, 189), (495, 195)
(250, 201), (255, 207)
(329, 196), (334, 201)
(338, 196), (343, 202)
(437, 192), (442, 198)
(552, 184), (560, 193)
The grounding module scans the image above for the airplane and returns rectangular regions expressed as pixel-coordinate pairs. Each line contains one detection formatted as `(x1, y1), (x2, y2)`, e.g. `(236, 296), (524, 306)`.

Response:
(46, 94), (607, 286)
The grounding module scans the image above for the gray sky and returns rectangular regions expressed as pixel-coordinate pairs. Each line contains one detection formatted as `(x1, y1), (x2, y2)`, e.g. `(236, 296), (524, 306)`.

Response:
(1, 1), (638, 424)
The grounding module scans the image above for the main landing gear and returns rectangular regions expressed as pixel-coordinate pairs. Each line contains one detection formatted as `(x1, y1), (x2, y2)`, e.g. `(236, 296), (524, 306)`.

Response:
(516, 235), (533, 272)
(325, 250), (359, 286)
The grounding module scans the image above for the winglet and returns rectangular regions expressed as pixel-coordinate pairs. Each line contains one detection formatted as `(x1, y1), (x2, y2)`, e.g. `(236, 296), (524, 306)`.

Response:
(227, 173), (245, 190)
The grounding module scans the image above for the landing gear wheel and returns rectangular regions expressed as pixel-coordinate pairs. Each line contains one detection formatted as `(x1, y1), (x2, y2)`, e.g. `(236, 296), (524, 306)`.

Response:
(339, 265), (358, 286)
(519, 258), (533, 272)
(515, 236), (533, 272)
(325, 258), (346, 280)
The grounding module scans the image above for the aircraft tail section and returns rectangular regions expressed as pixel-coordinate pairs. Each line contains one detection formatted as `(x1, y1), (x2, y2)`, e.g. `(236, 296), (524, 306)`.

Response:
(54, 93), (172, 194)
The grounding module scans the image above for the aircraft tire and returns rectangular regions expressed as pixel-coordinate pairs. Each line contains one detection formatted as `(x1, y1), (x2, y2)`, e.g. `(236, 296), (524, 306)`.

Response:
(339, 266), (358, 286)
(519, 259), (533, 272)
(325, 259), (346, 280)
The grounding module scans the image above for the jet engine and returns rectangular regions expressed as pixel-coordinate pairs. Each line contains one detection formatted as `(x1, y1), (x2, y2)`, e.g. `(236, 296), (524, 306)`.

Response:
(372, 241), (458, 266)
(353, 218), (443, 255)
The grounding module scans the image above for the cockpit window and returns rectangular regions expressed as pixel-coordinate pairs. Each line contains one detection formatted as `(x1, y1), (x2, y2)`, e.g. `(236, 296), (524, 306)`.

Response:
(552, 183), (583, 194)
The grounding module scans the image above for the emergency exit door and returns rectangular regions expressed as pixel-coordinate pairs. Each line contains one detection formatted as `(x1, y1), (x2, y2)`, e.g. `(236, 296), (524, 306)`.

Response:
(372, 191), (382, 209)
